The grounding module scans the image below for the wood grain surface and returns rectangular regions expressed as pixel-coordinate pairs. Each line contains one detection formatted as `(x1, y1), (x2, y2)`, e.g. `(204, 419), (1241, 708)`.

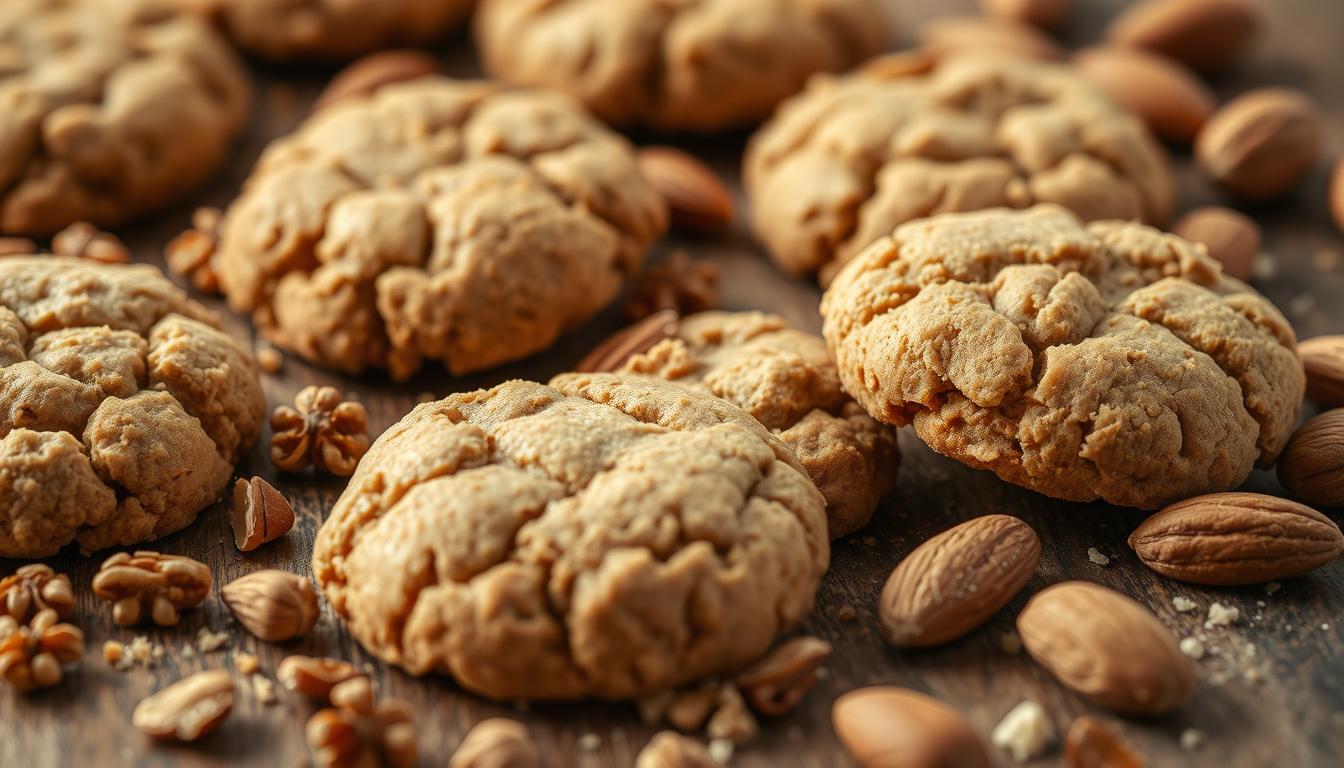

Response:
(3, 0), (1343, 766)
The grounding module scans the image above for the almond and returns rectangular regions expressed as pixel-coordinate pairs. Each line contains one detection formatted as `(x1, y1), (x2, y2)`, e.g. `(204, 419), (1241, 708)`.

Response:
(981, 0), (1071, 30)
(919, 16), (1063, 61)
(1129, 492), (1344, 585)
(1172, 206), (1261, 280)
(220, 570), (319, 642)
(1331, 158), (1344, 236)
(1074, 47), (1214, 143)
(1300, 335), (1344, 408)
(832, 687), (991, 768)
(1017, 582), (1194, 715)
(314, 50), (438, 112)
(133, 670), (234, 741)
(1107, 0), (1259, 73)
(1196, 89), (1323, 202)
(576, 310), (680, 373)
(1277, 409), (1344, 506)
(636, 146), (734, 233)
(231, 476), (295, 552)
(879, 515), (1040, 647)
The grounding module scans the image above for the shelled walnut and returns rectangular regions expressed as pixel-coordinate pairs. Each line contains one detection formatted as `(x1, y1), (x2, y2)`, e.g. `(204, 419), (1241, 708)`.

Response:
(0, 609), (83, 691)
(278, 655), (365, 701)
(0, 564), (75, 623)
(306, 676), (416, 768)
(51, 222), (130, 264)
(165, 207), (223, 294)
(91, 552), (212, 627)
(270, 386), (371, 476)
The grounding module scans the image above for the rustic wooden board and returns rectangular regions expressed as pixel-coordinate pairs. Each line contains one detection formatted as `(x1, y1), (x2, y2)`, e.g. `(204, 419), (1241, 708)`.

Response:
(3, 0), (1342, 766)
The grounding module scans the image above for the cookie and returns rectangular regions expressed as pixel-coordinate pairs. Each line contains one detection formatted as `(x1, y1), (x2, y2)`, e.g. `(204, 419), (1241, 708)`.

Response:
(312, 375), (828, 700)
(822, 205), (1304, 510)
(0, 0), (251, 235)
(745, 53), (1176, 283)
(474, 0), (887, 131)
(0, 257), (265, 558)
(213, 78), (667, 379)
(176, 0), (473, 60)
(607, 310), (900, 539)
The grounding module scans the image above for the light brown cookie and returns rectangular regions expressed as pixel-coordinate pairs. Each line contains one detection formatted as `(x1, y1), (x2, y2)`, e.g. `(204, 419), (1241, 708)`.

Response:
(175, 0), (473, 60)
(0, 0), (251, 235)
(822, 206), (1303, 510)
(605, 311), (899, 538)
(745, 53), (1176, 284)
(213, 78), (667, 379)
(0, 257), (265, 558)
(474, 0), (888, 132)
(312, 375), (828, 700)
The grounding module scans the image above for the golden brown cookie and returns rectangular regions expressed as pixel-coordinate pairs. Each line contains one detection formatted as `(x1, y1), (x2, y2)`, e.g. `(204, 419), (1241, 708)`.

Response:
(822, 206), (1303, 510)
(175, 0), (473, 60)
(611, 311), (899, 538)
(474, 0), (888, 131)
(312, 375), (828, 700)
(0, 0), (251, 235)
(213, 78), (667, 379)
(0, 257), (265, 558)
(746, 53), (1176, 284)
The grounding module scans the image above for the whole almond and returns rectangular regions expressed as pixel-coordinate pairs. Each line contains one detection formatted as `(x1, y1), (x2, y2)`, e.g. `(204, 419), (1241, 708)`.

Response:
(919, 16), (1063, 61)
(231, 476), (295, 552)
(1065, 716), (1144, 768)
(1107, 0), (1259, 73)
(1129, 492), (1344, 585)
(133, 670), (234, 741)
(1017, 582), (1194, 715)
(1172, 206), (1261, 280)
(879, 515), (1040, 647)
(576, 310), (680, 373)
(981, 0), (1071, 29)
(1196, 89), (1323, 201)
(1299, 335), (1344, 408)
(314, 50), (438, 112)
(636, 147), (734, 233)
(1074, 47), (1214, 143)
(1278, 410), (1344, 506)
(832, 687), (991, 768)
(1331, 158), (1344, 235)
(220, 570), (319, 642)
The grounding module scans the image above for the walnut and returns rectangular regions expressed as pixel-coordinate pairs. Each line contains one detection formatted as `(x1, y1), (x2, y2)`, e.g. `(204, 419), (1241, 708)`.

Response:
(278, 655), (367, 701)
(0, 564), (75, 624)
(91, 551), (212, 627)
(0, 608), (83, 691)
(165, 207), (223, 294)
(51, 222), (131, 264)
(449, 719), (540, 768)
(306, 676), (416, 768)
(622, 251), (719, 322)
(270, 386), (371, 476)
(734, 636), (832, 716)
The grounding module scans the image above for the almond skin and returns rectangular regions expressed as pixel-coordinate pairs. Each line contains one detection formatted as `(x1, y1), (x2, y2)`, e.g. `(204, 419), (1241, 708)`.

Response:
(832, 687), (990, 768)
(1107, 0), (1259, 73)
(636, 147), (733, 233)
(1299, 335), (1344, 408)
(1196, 88), (1323, 202)
(1277, 410), (1344, 507)
(1172, 206), (1261, 280)
(1017, 582), (1194, 715)
(879, 515), (1040, 647)
(231, 476), (295, 552)
(1074, 47), (1214, 143)
(313, 49), (438, 112)
(919, 16), (1063, 61)
(1129, 492), (1344, 585)
(981, 0), (1071, 29)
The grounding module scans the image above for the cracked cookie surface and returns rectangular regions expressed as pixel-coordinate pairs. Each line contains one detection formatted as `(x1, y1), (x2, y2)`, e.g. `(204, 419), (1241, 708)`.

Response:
(617, 311), (899, 538)
(474, 0), (887, 131)
(0, 0), (251, 235)
(822, 206), (1304, 510)
(746, 53), (1176, 283)
(312, 375), (828, 700)
(214, 78), (667, 379)
(0, 257), (265, 558)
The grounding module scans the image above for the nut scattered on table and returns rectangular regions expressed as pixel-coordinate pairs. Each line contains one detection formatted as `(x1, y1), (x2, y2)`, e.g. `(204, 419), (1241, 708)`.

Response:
(1277, 409), (1344, 507)
(990, 700), (1054, 763)
(1065, 716), (1145, 768)
(576, 310), (680, 373)
(220, 570), (319, 642)
(1106, 0), (1261, 73)
(622, 251), (720, 322)
(0, 608), (83, 692)
(634, 731), (716, 768)
(705, 684), (759, 744)
(92, 551), (212, 627)
(1298, 335), (1344, 408)
(734, 636), (832, 717)
(1073, 46), (1214, 143)
(832, 686), (991, 768)
(230, 477), (296, 552)
(1172, 206), (1262, 280)
(164, 207), (223, 294)
(278, 655), (365, 701)
(449, 718), (540, 768)
(133, 669), (234, 742)
(270, 386), (371, 476)
(1195, 88), (1323, 201)
(306, 676), (416, 768)
(51, 222), (131, 264)
(0, 564), (75, 623)
(636, 146), (735, 233)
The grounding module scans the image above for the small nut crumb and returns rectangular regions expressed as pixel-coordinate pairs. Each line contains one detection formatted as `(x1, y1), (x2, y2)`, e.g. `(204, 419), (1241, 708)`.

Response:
(1000, 630), (1022, 655)
(196, 627), (230, 653)
(181, 644), (196, 660)
(1265, 581), (1281, 596)
(52, 222), (130, 264)
(836, 604), (857, 621)
(255, 345), (283, 374)
(1179, 637), (1206, 660)
(1064, 716), (1144, 767)
(635, 731), (714, 768)
(252, 674), (277, 705)
(1322, 623), (1331, 631)
(706, 685), (758, 744)
(235, 652), (259, 675)
(271, 386), (371, 476)
(103, 640), (125, 666)
(1172, 596), (1198, 612)
(127, 636), (158, 668)
(1179, 729), (1206, 751)
(1205, 603), (1240, 629)
(578, 733), (601, 751)
(990, 700), (1054, 763)
(1086, 547), (1111, 566)
(708, 738), (734, 765)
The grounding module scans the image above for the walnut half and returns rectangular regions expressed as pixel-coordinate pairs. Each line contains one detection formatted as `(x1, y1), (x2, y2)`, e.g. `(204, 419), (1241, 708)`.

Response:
(270, 386), (371, 476)
(306, 676), (416, 768)
(0, 608), (83, 692)
(0, 564), (75, 624)
(91, 551), (212, 627)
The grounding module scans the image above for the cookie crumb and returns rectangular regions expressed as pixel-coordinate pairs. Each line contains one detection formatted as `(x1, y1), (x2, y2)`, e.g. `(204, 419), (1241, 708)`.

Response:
(197, 626), (230, 653)
(1264, 581), (1281, 596)
(181, 643), (196, 659)
(578, 733), (601, 751)
(1086, 547), (1110, 566)
(102, 640), (124, 666)
(1172, 596), (1198, 612)
(1000, 630), (1022, 655)
(708, 738), (734, 765)
(1251, 253), (1277, 280)
(1179, 637), (1206, 660)
(990, 700), (1054, 763)
(255, 345), (283, 373)
(1205, 603), (1239, 629)
(1322, 623), (1330, 631)
(252, 674), (277, 705)
(836, 604), (857, 621)
(1179, 729), (1205, 751)
(235, 652), (260, 675)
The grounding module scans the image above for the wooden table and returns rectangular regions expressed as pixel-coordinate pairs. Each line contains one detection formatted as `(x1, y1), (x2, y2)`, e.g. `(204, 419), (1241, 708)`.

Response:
(3, 0), (1341, 765)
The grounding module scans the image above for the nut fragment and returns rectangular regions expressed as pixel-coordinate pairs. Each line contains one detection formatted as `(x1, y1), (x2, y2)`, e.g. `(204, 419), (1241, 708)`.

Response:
(307, 677), (416, 768)
(314, 50), (439, 113)
(220, 570), (319, 642)
(577, 310), (681, 373)
(734, 636), (832, 716)
(278, 655), (365, 701)
(622, 251), (719, 322)
(270, 386), (371, 475)
(133, 669), (234, 741)
(705, 685), (758, 743)
(1065, 716), (1145, 768)
(1107, 0), (1260, 73)
(981, 0), (1070, 29)
(636, 146), (734, 233)
(1172, 206), (1261, 280)
(1129, 492), (1344, 585)
(664, 683), (720, 733)
(1298, 335), (1344, 408)
(1277, 409), (1344, 506)
(230, 476), (296, 552)
(919, 16), (1063, 60)
(635, 731), (716, 768)
(0, 608), (83, 692)
(165, 207), (223, 294)
(91, 551), (212, 627)
(0, 564), (75, 623)
(1017, 581), (1195, 715)
(990, 700), (1054, 763)
(449, 718), (540, 768)
(879, 515), (1040, 647)
(1073, 47), (1214, 143)
(832, 686), (991, 768)
(51, 221), (130, 264)
(1196, 89), (1322, 201)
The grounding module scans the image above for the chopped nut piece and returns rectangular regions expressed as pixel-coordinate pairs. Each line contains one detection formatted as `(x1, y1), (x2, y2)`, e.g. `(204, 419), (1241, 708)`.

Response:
(706, 685), (758, 744)
(1086, 547), (1111, 566)
(991, 700), (1054, 762)
(449, 718), (540, 768)
(0, 564), (75, 623)
(52, 222), (131, 264)
(103, 640), (125, 666)
(165, 207), (223, 293)
(0, 608), (83, 691)
(1065, 716), (1144, 768)
(735, 636), (832, 716)
(1179, 729), (1205, 751)
(196, 627), (229, 653)
(622, 251), (720, 322)
(255, 345), (284, 373)
(708, 739), (734, 765)
(1205, 603), (1240, 628)
(133, 670), (234, 742)
(836, 604), (857, 621)
(1179, 637), (1206, 660)
(91, 551), (212, 627)
(235, 652), (260, 675)
(578, 733), (601, 751)
(279, 655), (365, 702)
(221, 570), (319, 641)
(306, 677), (416, 768)
(635, 731), (716, 768)
(231, 477), (297, 552)
(270, 386), (371, 475)
(1172, 596), (1198, 612)
(665, 684), (719, 732)
(252, 674), (277, 705)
